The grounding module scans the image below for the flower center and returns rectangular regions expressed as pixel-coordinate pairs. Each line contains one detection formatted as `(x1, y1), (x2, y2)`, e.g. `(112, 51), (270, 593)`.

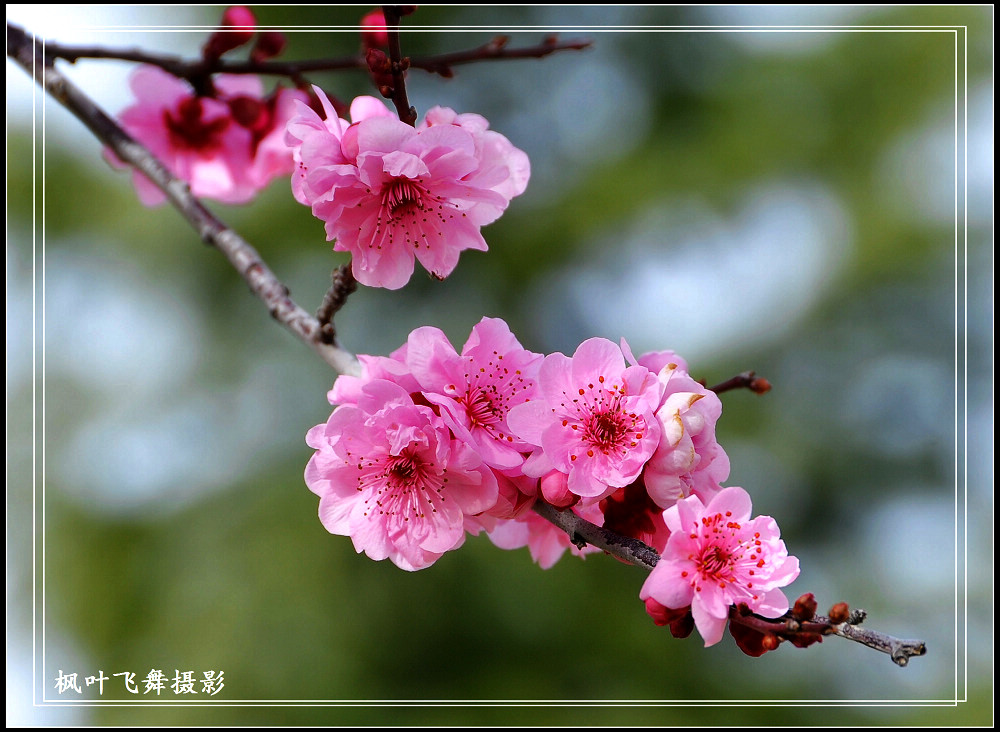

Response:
(699, 545), (733, 578)
(387, 455), (417, 486)
(357, 447), (448, 522)
(163, 97), (230, 152)
(383, 179), (425, 214)
(586, 409), (627, 449)
(462, 385), (501, 430)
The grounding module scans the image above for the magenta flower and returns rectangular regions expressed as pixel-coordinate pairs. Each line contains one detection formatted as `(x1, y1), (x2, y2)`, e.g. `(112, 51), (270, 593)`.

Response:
(643, 364), (730, 508)
(305, 379), (498, 571)
(405, 317), (543, 471)
(108, 65), (303, 206)
(640, 487), (800, 647)
(285, 89), (530, 289)
(507, 338), (663, 503)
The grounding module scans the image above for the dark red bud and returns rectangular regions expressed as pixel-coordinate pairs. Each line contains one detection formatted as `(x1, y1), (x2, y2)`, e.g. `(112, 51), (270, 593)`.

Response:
(203, 6), (257, 60)
(643, 598), (692, 635)
(366, 48), (391, 74)
(828, 602), (850, 624)
(750, 377), (772, 394)
(251, 31), (286, 63)
(668, 610), (695, 639)
(729, 620), (770, 657)
(761, 633), (781, 651)
(792, 592), (818, 621)
(788, 632), (824, 649)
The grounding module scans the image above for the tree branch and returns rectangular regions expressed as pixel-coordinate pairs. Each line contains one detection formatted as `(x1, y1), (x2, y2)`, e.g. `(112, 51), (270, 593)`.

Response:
(533, 500), (927, 666)
(7, 23), (360, 377)
(708, 370), (772, 395)
(408, 34), (592, 77)
(315, 264), (358, 345)
(531, 501), (660, 571)
(27, 27), (590, 84)
(381, 6), (417, 126)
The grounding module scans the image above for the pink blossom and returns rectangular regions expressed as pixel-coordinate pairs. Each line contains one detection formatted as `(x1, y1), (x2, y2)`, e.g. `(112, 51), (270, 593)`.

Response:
(305, 379), (498, 570)
(507, 338), (663, 503)
(286, 89), (530, 289)
(405, 317), (543, 471)
(639, 487), (800, 647)
(643, 363), (729, 508)
(109, 66), (304, 206)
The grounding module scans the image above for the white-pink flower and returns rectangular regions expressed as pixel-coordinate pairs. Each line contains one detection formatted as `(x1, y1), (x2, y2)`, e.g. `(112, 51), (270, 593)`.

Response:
(305, 379), (498, 571)
(507, 338), (663, 503)
(108, 65), (304, 206)
(643, 363), (730, 508)
(405, 317), (543, 471)
(285, 89), (529, 289)
(639, 486), (800, 647)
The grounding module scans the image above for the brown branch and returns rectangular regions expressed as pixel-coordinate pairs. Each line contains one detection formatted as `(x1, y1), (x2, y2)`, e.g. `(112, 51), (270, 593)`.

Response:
(27, 25), (590, 86)
(381, 6), (417, 126)
(708, 370), (772, 395)
(531, 501), (660, 571)
(408, 34), (592, 77)
(315, 264), (358, 345)
(728, 606), (928, 667)
(6, 23), (360, 377)
(533, 500), (927, 666)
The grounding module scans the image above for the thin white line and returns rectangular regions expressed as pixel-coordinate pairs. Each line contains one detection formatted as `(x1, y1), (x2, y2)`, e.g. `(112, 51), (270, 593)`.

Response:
(954, 31), (961, 700)
(30, 27), (38, 710)
(961, 23), (969, 707)
(31, 695), (967, 707)
(951, 28), (959, 708)
(53, 24), (972, 30)
(29, 19), (967, 709)
(41, 33), (48, 706)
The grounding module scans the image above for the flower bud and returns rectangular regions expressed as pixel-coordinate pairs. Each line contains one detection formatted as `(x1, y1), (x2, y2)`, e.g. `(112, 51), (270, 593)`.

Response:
(203, 6), (257, 60)
(761, 633), (781, 651)
(792, 592), (818, 621)
(788, 632), (823, 648)
(540, 471), (577, 508)
(251, 31), (286, 63)
(828, 602), (850, 624)
(360, 9), (389, 49)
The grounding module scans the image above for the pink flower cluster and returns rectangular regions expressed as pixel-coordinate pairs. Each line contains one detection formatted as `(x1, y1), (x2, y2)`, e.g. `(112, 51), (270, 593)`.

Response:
(285, 89), (530, 289)
(108, 66), (306, 206)
(305, 318), (799, 644)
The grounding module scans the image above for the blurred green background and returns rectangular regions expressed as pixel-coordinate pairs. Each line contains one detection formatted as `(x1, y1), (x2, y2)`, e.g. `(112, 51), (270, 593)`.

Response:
(6, 4), (993, 726)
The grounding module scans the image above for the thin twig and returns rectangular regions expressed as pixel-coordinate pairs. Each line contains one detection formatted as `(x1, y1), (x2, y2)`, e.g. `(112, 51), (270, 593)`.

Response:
(409, 34), (592, 77)
(7, 23), (360, 377)
(708, 370), (772, 395)
(32, 31), (590, 84)
(315, 264), (358, 345)
(381, 6), (417, 126)
(531, 501), (660, 571)
(533, 500), (927, 666)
